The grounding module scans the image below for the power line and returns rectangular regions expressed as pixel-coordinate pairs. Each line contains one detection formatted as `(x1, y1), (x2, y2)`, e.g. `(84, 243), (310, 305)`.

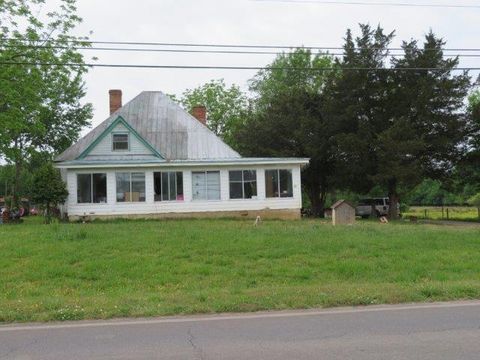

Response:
(2, 44), (480, 57)
(253, 0), (480, 9)
(0, 61), (478, 71)
(3, 38), (480, 52)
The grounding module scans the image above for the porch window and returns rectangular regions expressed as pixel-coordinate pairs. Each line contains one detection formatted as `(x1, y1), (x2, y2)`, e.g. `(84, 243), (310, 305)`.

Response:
(154, 172), (184, 201)
(112, 133), (129, 151)
(265, 169), (293, 198)
(229, 170), (257, 199)
(77, 173), (107, 203)
(192, 171), (220, 201)
(116, 172), (145, 202)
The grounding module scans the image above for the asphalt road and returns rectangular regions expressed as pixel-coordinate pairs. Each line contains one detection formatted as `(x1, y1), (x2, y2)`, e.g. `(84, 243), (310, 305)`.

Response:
(1, 301), (480, 360)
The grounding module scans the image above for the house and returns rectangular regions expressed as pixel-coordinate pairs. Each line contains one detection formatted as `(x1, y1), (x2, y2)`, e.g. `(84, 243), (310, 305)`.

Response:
(331, 200), (356, 225)
(54, 90), (309, 220)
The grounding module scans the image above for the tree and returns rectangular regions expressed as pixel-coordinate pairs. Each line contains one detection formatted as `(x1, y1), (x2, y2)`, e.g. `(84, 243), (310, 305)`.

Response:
(467, 193), (480, 220)
(0, 0), (93, 204)
(178, 79), (248, 147)
(456, 89), (480, 191)
(30, 163), (68, 223)
(235, 49), (337, 216)
(327, 25), (472, 219)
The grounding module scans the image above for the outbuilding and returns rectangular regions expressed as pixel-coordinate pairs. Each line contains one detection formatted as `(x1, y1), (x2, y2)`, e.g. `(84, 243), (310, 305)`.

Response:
(331, 200), (356, 225)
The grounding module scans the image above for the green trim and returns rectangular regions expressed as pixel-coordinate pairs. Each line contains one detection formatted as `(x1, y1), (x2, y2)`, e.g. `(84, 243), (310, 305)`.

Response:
(77, 116), (163, 160)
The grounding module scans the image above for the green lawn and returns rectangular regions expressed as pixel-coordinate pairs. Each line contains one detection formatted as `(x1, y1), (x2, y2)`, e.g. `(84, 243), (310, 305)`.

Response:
(0, 217), (479, 322)
(404, 206), (479, 222)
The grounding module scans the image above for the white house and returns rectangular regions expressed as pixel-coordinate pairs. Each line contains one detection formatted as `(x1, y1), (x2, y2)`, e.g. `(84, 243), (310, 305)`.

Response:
(55, 90), (309, 220)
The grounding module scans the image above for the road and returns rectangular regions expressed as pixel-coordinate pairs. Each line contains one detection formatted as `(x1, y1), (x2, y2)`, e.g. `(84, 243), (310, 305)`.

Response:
(1, 301), (480, 359)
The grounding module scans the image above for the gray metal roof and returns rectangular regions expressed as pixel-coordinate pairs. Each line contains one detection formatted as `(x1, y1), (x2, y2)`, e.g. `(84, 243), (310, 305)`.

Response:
(55, 91), (241, 162)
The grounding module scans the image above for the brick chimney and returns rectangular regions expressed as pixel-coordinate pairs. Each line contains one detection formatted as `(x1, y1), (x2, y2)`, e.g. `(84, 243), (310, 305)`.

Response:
(191, 105), (207, 125)
(109, 89), (122, 115)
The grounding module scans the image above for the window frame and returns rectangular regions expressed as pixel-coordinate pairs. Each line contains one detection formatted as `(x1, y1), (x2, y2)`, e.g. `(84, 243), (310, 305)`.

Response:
(191, 170), (221, 201)
(115, 172), (146, 203)
(265, 169), (294, 199)
(112, 132), (130, 152)
(153, 171), (184, 202)
(228, 170), (258, 200)
(76, 173), (107, 204)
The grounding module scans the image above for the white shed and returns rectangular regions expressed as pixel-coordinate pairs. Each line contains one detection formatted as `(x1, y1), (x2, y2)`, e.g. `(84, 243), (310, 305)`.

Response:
(331, 200), (356, 225)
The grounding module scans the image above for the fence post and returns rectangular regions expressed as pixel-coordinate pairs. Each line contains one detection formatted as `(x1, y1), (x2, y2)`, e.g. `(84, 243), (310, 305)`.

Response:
(442, 206), (444, 219)
(446, 208), (449, 220)
(424, 209), (427, 219)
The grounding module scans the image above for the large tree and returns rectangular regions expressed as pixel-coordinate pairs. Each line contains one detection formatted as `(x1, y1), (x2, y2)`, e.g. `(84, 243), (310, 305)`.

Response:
(0, 0), (93, 203)
(177, 79), (248, 148)
(328, 25), (472, 219)
(235, 49), (337, 216)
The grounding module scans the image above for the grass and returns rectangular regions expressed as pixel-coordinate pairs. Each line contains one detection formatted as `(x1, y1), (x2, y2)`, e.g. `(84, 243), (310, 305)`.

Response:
(0, 217), (479, 322)
(404, 206), (480, 222)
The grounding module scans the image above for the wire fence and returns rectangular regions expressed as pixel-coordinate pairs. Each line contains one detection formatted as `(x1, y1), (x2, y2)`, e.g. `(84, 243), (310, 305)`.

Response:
(404, 206), (480, 222)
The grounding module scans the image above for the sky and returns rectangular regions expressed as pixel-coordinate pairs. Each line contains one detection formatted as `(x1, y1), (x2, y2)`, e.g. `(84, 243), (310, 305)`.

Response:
(68, 0), (479, 133)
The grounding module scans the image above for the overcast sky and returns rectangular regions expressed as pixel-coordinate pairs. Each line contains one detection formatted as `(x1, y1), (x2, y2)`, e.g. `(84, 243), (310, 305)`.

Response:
(71, 0), (479, 132)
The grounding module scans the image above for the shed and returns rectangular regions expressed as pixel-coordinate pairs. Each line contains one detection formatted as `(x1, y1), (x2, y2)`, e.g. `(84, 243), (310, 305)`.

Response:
(331, 200), (355, 225)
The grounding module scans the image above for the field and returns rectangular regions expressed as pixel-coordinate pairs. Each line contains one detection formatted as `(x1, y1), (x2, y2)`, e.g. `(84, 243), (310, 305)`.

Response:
(404, 206), (479, 222)
(0, 217), (479, 323)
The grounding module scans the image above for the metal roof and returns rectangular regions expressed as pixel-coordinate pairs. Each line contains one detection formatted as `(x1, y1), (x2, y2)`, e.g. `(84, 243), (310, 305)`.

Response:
(55, 91), (241, 162)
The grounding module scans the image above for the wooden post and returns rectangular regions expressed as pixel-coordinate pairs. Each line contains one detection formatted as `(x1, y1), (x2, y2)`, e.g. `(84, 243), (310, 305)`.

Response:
(424, 209), (427, 219)
(446, 208), (449, 220)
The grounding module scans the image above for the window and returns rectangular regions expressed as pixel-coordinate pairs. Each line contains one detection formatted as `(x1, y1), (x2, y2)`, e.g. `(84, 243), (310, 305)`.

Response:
(77, 173), (107, 203)
(265, 169), (293, 198)
(116, 172), (145, 202)
(192, 171), (220, 200)
(154, 172), (184, 201)
(229, 170), (257, 199)
(112, 133), (129, 151)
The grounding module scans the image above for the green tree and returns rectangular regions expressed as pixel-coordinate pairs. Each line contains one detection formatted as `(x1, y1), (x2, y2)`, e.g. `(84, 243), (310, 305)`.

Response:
(0, 0), (93, 204)
(30, 163), (68, 223)
(178, 79), (248, 147)
(235, 49), (337, 216)
(467, 193), (480, 220)
(328, 25), (472, 219)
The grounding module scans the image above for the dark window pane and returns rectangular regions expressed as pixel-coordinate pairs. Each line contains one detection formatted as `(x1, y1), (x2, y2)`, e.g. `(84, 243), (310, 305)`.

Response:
(116, 173), (130, 202)
(244, 181), (257, 199)
(279, 169), (293, 197)
(77, 174), (91, 203)
(176, 172), (184, 200)
(92, 173), (107, 203)
(229, 170), (242, 182)
(375, 198), (384, 205)
(230, 182), (243, 199)
(161, 172), (169, 201)
(131, 172), (145, 202)
(154, 172), (162, 201)
(243, 170), (256, 182)
(112, 133), (129, 151)
(265, 170), (278, 198)
(168, 172), (176, 200)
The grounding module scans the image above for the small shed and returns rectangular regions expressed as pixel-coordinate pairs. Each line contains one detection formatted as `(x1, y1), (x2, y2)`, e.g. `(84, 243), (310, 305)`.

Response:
(331, 200), (356, 225)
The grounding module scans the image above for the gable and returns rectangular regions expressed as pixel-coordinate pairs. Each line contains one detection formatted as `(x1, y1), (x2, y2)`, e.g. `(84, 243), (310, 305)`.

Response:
(55, 91), (241, 163)
(78, 116), (163, 161)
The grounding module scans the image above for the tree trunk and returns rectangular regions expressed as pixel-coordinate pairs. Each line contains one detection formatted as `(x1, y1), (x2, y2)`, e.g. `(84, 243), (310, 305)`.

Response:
(12, 139), (22, 207)
(308, 187), (327, 218)
(387, 178), (400, 220)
